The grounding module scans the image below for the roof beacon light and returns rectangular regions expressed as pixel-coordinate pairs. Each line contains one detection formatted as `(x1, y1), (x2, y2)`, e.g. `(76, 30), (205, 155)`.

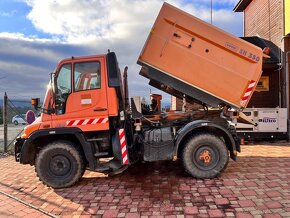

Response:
(263, 47), (270, 55)
(262, 47), (271, 58)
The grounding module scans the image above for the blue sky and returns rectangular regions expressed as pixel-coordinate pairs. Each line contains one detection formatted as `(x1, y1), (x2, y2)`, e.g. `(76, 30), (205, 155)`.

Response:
(0, 0), (242, 103)
(0, 0), (48, 37)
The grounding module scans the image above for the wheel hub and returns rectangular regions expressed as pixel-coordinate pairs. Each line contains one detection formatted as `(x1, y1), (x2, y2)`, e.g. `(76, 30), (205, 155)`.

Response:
(49, 155), (71, 176)
(193, 145), (219, 171)
(199, 150), (211, 164)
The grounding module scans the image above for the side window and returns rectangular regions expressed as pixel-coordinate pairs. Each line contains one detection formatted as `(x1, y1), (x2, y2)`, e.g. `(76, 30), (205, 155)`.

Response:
(74, 61), (100, 92)
(56, 64), (71, 115)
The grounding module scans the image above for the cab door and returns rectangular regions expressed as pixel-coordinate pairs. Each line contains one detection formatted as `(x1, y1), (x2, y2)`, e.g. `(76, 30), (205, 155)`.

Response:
(51, 57), (109, 132)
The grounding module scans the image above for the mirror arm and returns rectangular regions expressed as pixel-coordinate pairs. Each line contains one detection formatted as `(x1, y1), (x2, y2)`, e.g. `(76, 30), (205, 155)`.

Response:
(42, 107), (55, 115)
(32, 105), (54, 115)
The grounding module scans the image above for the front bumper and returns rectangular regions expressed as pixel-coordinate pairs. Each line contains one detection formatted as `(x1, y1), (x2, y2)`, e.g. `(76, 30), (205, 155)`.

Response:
(14, 137), (25, 162)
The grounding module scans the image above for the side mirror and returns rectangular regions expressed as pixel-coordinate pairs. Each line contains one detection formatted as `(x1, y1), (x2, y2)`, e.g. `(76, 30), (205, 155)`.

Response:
(31, 98), (40, 110)
(51, 73), (58, 95)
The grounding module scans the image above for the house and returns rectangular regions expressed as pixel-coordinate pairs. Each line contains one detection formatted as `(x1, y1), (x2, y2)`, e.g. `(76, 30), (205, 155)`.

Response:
(234, 0), (290, 110)
(233, 0), (290, 140)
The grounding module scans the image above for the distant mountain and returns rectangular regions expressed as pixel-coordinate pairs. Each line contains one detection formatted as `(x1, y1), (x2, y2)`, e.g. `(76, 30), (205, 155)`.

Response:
(0, 99), (32, 108)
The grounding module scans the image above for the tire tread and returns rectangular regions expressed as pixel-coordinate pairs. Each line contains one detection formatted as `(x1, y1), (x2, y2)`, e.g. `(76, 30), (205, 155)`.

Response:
(182, 134), (229, 179)
(35, 140), (85, 188)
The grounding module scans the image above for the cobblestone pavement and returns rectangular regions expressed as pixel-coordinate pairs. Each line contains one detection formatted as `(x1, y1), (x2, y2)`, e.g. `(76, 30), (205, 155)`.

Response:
(0, 192), (49, 218)
(1, 144), (290, 218)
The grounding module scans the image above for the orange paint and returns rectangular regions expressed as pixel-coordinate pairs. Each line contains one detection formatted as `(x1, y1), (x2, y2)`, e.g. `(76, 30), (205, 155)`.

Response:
(139, 3), (263, 109)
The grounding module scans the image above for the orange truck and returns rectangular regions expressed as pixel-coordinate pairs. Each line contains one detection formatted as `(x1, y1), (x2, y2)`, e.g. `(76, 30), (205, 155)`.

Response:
(14, 3), (265, 188)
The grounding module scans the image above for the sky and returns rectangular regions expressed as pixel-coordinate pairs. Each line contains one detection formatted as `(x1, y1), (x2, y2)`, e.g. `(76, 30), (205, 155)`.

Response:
(0, 0), (243, 105)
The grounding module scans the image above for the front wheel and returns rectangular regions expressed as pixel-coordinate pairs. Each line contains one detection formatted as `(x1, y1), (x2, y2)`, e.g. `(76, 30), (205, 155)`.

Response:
(35, 140), (85, 188)
(182, 134), (229, 179)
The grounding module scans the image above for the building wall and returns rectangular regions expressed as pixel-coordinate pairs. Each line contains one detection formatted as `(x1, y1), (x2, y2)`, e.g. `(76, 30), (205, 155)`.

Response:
(171, 96), (202, 111)
(244, 0), (283, 47)
(243, 0), (286, 109)
(286, 1), (290, 113)
(285, 0), (290, 36)
(248, 69), (280, 108)
(171, 96), (177, 110)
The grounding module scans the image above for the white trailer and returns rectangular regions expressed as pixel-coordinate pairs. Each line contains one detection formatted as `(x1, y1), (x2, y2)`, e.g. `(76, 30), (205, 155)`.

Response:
(236, 108), (288, 140)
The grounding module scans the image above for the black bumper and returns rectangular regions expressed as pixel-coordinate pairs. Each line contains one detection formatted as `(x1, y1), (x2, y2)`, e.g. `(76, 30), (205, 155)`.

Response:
(14, 137), (25, 162)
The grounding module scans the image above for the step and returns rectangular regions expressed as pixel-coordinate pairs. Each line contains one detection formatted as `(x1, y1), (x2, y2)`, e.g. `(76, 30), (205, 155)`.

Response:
(94, 152), (109, 158)
(94, 165), (110, 172)
(87, 137), (107, 142)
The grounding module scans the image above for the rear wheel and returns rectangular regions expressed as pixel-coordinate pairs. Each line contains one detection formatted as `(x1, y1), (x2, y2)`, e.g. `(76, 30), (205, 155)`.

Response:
(35, 140), (85, 188)
(13, 120), (18, 125)
(182, 134), (229, 179)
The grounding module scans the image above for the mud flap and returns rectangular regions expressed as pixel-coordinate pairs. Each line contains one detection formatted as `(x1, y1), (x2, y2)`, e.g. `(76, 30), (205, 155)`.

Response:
(112, 128), (129, 165)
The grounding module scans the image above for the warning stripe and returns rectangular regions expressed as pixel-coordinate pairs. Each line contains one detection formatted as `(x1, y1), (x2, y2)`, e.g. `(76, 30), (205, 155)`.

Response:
(66, 118), (108, 126)
(119, 129), (129, 165)
(240, 80), (256, 107)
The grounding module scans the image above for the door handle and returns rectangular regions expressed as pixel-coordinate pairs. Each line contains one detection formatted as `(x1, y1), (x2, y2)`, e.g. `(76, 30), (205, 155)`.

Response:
(94, 108), (107, 112)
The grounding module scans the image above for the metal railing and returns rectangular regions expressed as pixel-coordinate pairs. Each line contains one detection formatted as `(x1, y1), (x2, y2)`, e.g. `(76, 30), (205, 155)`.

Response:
(1, 93), (34, 153)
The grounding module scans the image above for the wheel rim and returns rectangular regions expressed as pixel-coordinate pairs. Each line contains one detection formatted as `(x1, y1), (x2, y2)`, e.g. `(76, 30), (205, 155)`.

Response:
(192, 145), (219, 171)
(49, 155), (72, 177)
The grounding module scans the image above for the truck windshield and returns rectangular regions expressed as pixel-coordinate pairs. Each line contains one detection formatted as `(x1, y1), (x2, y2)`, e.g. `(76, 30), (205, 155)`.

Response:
(55, 64), (71, 115)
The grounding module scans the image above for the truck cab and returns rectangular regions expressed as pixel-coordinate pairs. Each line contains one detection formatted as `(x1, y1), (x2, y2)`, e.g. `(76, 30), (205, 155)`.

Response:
(15, 52), (130, 187)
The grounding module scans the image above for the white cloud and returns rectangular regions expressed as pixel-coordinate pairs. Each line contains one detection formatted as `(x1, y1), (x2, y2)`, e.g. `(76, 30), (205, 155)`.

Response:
(194, 0), (239, 6)
(0, 0), (243, 104)
(24, 0), (242, 43)
(0, 9), (17, 17)
(25, 0), (163, 43)
(0, 32), (60, 43)
(0, 60), (46, 79)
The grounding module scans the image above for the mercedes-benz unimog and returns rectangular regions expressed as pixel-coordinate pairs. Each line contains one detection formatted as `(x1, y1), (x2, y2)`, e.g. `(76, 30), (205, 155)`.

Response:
(15, 3), (266, 188)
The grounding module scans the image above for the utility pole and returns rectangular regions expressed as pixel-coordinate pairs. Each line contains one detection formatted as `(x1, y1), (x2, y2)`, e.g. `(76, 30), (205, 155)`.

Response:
(210, 0), (213, 24)
(3, 92), (8, 152)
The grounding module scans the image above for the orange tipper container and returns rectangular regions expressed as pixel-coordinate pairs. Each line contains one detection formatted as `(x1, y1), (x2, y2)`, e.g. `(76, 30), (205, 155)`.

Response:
(137, 2), (263, 109)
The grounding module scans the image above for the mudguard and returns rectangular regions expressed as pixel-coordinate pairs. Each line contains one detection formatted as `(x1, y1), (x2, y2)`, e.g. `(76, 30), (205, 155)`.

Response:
(174, 120), (239, 160)
(17, 128), (97, 169)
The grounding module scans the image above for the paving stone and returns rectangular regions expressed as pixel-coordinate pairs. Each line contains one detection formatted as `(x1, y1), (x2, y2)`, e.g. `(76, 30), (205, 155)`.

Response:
(263, 214), (282, 218)
(236, 212), (254, 218)
(125, 212), (140, 218)
(184, 206), (198, 214)
(208, 209), (224, 217)
(1, 144), (290, 217)
(214, 198), (229, 205)
(241, 190), (257, 197)
(264, 201), (283, 209)
(102, 209), (119, 218)
(265, 191), (282, 198)
(238, 200), (256, 207)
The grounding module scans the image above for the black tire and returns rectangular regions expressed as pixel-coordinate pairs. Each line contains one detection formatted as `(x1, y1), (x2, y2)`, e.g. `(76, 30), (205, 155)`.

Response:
(35, 140), (85, 188)
(14, 120), (18, 125)
(182, 134), (229, 179)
